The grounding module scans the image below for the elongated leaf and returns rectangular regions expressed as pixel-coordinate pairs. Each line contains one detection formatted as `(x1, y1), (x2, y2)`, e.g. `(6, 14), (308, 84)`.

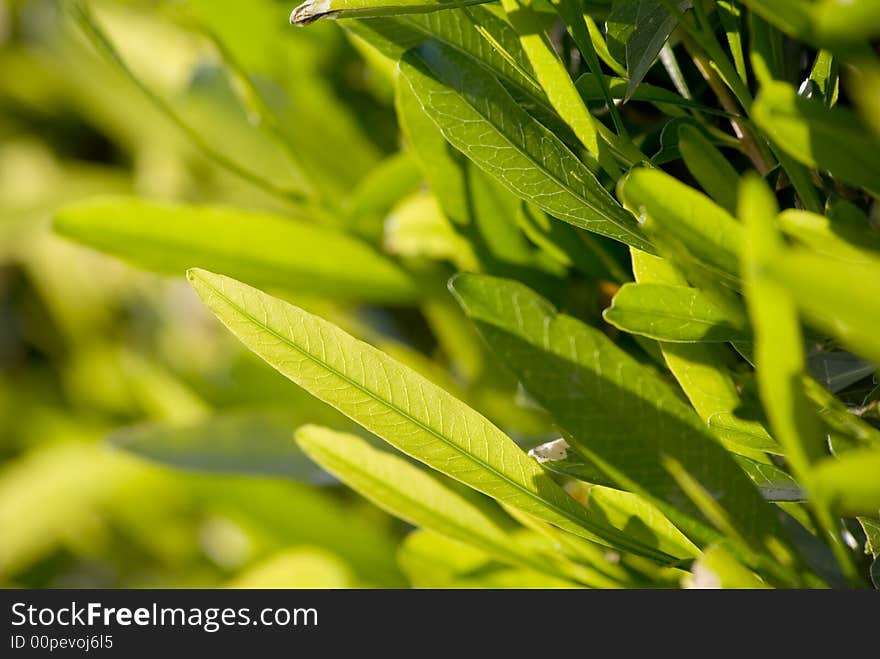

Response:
(451, 273), (784, 552)
(735, 456), (803, 502)
(399, 42), (653, 252)
(348, 7), (548, 113)
(188, 269), (675, 560)
(296, 425), (608, 585)
(812, 450), (880, 516)
(717, 1), (747, 86)
(397, 530), (578, 588)
(752, 80), (880, 196)
(763, 249), (880, 366)
(108, 411), (333, 483)
(812, 0), (880, 43)
(606, 0), (691, 100)
(739, 175), (857, 579)
(707, 413), (783, 456)
(576, 75), (739, 117)
(604, 282), (749, 342)
(501, 0), (614, 175)
(532, 432), (795, 502)
(627, 250), (769, 460)
(620, 168), (741, 280)
(859, 517), (880, 558)
(54, 197), (418, 303)
(740, 175), (826, 473)
(778, 208), (880, 264)
(684, 543), (769, 588)
(678, 124), (739, 214)
(291, 0), (490, 25)
(807, 350), (875, 395)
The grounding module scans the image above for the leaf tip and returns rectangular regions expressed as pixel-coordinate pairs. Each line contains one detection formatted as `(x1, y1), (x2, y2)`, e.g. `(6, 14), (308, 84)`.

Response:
(289, 0), (330, 26)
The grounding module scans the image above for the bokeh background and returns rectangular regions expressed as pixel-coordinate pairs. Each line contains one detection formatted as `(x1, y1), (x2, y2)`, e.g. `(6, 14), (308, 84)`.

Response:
(1, 0), (575, 589)
(0, 0), (424, 588)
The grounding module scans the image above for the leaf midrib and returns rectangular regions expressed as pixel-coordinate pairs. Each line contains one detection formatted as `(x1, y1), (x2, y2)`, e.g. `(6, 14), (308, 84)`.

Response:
(200, 275), (670, 561)
(404, 72), (647, 248)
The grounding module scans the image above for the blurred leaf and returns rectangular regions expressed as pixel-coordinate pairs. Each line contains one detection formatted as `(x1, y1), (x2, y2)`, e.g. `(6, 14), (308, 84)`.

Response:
(296, 425), (602, 585)
(621, 168), (741, 282)
(753, 80), (880, 196)
(811, 0), (880, 43)
(451, 273), (783, 553)
(109, 412), (332, 483)
(778, 207), (880, 264)
(187, 269), (669, 558)
(396, 530), (577, 588)
(383, 192), (478, 269)
(604, 282), (749, 342)
(812, 450), (880, 516)
(229, 547), (355, 588)
(54, 197), (419, 303)
(740, 175), (826, 472)
(684, 543), (769, 588)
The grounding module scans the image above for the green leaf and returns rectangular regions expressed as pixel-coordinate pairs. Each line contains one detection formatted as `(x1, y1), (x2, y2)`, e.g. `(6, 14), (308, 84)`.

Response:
(291, 0), (490, 25)
(735, 456), (803, 502)
(707, 413), (783, 456)
(678, 124), (739, 214)
(575, 75), (741, 117)
(501, 0), (617, 176)
(54, 197), (418, 303)
(752, 80), (880, 197)
(604, 282), (749, 342)
(296, 424), (603, 585)
(451, 272), (783, 552)
(859, 517), (880, 558)
(606, 0), (691, 101)
(396, 530), (578, 588)
(778, 207), (880, 264)
(717, 1), (748, 87)
(398, 42), (653, 252)
(762, 249), (880, 366)
(529, 438), (618, 489)
(740, 175), (826, 473)
(812, 450), (880, 516)
(626, 250), (762, 454)
(684, 543), (770, 588)
(812, 0), (880, 43)
(739, 174), (859, 581)
(187, 269), (674, 560)
(620, 168), (742, 281)
(107, 411), (332, 483)
(348, 7), (548, 113)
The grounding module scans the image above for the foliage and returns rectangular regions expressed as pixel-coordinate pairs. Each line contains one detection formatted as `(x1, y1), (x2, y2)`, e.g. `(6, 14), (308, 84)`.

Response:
(2, 0), (879, 588)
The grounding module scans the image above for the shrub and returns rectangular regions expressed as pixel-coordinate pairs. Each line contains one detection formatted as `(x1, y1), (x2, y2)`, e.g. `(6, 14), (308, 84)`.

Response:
(53, 0), (880, 588)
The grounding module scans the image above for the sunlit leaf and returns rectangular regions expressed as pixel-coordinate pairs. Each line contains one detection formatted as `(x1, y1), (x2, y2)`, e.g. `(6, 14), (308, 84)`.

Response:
(54, 197), (419, 303)
(188, 269), (673, 559)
